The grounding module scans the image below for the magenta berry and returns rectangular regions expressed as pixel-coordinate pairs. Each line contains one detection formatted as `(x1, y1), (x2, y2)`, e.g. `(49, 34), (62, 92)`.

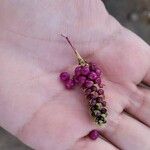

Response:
(89, 63), (97, 71)
(88, 71), (97, 80)
(78, 75), (86, 85)
(88, 130), (100, 140)
(81, 66), (90, 75)
(89, 99), (97, 106)
(65, 79), (75, 89)
(95, 68), (101, 76)
(91, 85), (97, 92)
(75, 66), (82, 76)
(85, 88), (92, 95)
(95, 77), (101, 85)
(98, 89), (104, 95)
(84, 80), (94, 88)
(60, 72), (70, 81)
(73, 75), (79, 84)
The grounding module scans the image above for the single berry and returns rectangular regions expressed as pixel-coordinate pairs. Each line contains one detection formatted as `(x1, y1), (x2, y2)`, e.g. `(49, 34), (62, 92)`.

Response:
(65, 79), (75, 89)
(98, 89), (104, 95)
(89, 98), (97, 106)
(81, 66), (90, 75)
(93, 103), (101, 110)
(101, 101), (106, 107)
(95, 77), (101, 85)
(96, 97), (103, 103)
(95, 68), (101, 77)
(75, 66), (82, 76)
(60, 72), (70, 81)
(84, 80), (94, 88)
(73, 75), (79, 84)
(99, 84), (104, 88)
(85, 88), (92, 95)
(88, 130), (100, 140)
(78, 75), (86, 85)
(91, 85), (97, 92)
(89, 63), (97, 71)
(87, 94), (96, 100)
(101, 108), (107, 114)
(96, 115), (104, 122)
(88, 72), (97, 80)
(94, 110), (101, 117)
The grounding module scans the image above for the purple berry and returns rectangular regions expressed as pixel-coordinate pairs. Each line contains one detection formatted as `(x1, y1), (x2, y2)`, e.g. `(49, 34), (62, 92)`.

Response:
(101, 101), (106, 107)
(84, 80), (94, 88)
(95, 68), (101, 77)
(85, 88), (92, 95)
(65, 79), (75, 89)
(95, 77), (101, 85)
(88, 130), (100, 140)
(89, 98), (97, 106)
(60, 72), (70, 81)
(101, 108), (107, 114)
(89, 63), (97, 71)
(81, 66), (90, 75)
(94, 110), (101, 117)
(78, 75), (86, 85)
(98, 89), (104, 95)
(99, 84), (104, 88)
(96, 97), (103, 103)
(73, 75), (79, 84)
(75, 66), (82, 76)
(91, 86), (97, 92)
(88, 71), (97, 80)
(87, 94), (96, 100)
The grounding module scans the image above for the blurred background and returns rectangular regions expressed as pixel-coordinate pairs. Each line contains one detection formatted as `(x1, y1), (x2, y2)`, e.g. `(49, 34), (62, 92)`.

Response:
(103, 0), (150, 44)
(0, 0), (149, 149)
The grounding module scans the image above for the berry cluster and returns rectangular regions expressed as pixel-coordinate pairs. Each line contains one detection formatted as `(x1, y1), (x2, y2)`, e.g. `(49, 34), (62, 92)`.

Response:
(60, 62), (107, 126)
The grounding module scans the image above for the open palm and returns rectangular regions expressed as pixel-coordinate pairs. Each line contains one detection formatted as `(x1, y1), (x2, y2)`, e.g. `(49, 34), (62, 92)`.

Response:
(0, 0), (150, 150)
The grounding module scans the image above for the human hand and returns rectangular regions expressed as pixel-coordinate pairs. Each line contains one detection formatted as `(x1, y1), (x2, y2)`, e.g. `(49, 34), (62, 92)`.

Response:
(0, 0), (150, 149)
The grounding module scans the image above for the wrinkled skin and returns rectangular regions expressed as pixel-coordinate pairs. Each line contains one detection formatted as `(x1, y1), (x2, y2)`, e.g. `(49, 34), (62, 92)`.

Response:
(0, 0), (150, 150)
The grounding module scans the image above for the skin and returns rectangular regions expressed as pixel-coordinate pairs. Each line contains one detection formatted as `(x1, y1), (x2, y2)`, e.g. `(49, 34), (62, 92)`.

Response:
(0, 0), (150, 149)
